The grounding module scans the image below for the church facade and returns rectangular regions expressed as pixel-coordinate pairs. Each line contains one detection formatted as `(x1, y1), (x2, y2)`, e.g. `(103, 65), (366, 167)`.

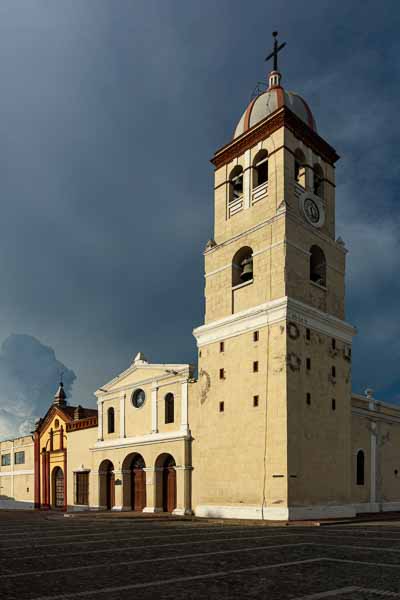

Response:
(1, 53), (400, 520)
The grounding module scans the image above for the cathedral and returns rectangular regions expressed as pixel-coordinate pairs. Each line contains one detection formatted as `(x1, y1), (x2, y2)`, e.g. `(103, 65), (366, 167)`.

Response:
(1, 39), (400, 520)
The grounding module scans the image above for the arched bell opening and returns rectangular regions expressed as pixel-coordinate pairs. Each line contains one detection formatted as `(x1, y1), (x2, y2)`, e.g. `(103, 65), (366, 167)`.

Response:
(155, 453), (177, 513)
(232, 246), (253, 287)
(294, 149), (306, 188)
(313, 163), (324, 198)
(229, 165), (244, 202)
(98, 459), (115, 510)
(122, 453), (146, 512)
(253, 149), (268, 188)
(51, 466), (65, 510)
(310, 245), (326, 287)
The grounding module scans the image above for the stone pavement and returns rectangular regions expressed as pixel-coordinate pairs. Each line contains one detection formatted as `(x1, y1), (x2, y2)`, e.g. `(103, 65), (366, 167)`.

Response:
(1, 511), (400, 598)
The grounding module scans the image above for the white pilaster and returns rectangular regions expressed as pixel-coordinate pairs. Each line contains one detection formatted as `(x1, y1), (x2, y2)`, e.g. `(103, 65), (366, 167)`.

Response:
(180, 380), (189, 433)
(370, 421), (377, 505)
(120, 394), (126, 438)
(10, 440), (14, 499)
(151, 383), (158, 433)
(98, 401), (103, 441)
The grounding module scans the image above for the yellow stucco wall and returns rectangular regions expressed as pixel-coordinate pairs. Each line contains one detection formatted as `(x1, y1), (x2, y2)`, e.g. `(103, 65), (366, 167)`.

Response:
(0, 435), (34, 509)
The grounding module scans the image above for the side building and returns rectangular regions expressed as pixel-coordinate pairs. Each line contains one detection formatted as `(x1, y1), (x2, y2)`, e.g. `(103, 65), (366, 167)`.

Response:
(0, 434), (34, 509)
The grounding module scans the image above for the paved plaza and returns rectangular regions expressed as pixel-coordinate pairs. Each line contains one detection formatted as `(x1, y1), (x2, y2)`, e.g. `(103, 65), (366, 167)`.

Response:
(1, 512), (400, 599)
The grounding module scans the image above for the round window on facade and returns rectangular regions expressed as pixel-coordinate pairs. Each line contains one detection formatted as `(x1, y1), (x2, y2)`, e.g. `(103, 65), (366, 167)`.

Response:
(131, 388), (146, 409)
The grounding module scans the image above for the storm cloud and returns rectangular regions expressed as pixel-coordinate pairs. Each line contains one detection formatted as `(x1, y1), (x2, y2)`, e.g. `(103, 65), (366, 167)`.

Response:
(0, 334), (75, 440)
(0, 0), (398, 424)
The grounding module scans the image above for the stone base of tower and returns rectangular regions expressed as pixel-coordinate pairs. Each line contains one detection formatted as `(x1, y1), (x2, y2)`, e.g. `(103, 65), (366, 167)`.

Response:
(195, 503), (357, 521)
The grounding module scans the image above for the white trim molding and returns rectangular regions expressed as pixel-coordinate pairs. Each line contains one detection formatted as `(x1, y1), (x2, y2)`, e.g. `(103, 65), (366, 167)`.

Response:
(195, 503), (357, 521)
(91, 430), (190, 452)
(0, 469), (34, 477)
(288, 504), (356, 520)
(193, 296), (356, 348)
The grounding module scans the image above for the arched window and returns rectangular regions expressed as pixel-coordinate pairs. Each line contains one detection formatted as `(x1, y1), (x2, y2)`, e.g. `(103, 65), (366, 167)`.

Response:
(356, 450), (365, 485)
(107, 407), (115, 434)
(310, 245), (326, 287)
(229, 166), (243, 202)
(253, 150), (268, 188)
(232, 247), (253, 286)
(294, 149), (306, 188)
(313, 164), (324, 198)
(165, 393), (174, 424)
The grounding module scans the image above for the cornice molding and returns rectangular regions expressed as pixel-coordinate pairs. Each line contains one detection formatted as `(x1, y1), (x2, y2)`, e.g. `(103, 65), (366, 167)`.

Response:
(193, 296), (356, 347)
(91, 429), (191, 452)
(211, 107), (339, 170)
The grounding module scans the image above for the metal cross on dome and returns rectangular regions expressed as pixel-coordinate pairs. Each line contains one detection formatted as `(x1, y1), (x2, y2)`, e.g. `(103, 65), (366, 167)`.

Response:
(265, 31), (286, 72)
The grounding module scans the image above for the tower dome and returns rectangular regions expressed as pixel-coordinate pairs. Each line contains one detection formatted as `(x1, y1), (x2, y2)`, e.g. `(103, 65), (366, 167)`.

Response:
(233, 72), (316, 139)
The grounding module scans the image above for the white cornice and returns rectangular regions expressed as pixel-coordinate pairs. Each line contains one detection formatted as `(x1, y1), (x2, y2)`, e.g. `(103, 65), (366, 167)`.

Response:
(193, 296), (356, 347)
(91, 430), (190, 452)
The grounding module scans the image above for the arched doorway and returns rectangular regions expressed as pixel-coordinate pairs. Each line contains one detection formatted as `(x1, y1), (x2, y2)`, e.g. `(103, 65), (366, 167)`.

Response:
(52, 467), (64, 509)
(99, 459), (115, 510)
(130, 455), (146, 511)
(160, 454), (176, 512)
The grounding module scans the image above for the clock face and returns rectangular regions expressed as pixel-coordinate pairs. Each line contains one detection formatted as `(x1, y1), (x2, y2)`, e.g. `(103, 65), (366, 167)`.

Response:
(304, 198), (320, 224)
(300, 192), (325, 228)
(132, 388), (146, 408)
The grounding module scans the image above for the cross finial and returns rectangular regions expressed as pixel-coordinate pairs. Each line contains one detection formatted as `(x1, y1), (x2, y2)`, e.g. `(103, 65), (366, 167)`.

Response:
(265, 30), (286, 76)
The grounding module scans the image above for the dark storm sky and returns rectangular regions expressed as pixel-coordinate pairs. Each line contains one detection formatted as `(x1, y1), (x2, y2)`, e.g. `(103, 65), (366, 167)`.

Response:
(0, 0), (399, 429)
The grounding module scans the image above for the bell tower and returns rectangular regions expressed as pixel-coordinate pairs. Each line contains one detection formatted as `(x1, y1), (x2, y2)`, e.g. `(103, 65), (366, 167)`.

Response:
(192, 34), (356, 520)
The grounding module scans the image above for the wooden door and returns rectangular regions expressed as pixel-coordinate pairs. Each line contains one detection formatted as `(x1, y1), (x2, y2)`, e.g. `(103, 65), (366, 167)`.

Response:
(132, 468), (146, 511)
(55, 468), (64, 508)
(106, 471), (115, 510)
(163, 466), (176, 512)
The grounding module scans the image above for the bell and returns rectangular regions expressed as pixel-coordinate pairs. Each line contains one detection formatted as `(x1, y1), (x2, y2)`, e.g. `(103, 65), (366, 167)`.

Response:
(240, 257), (253, 281)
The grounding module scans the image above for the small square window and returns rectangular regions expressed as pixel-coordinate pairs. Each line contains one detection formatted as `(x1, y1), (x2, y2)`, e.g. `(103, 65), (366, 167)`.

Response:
(332, 366), (336, 378)
(306, 358), (311, 371)
(253, 361), (259, 373)
(332, 338), (336, 350)
(219, 401), (224, 412)
(253, 331), (259, 342)
(1, 454), (10, 466)
(253, 395), (259, 407)
(306, 393), (311, 405)
(219, 368), (225, 380)
(220, 341), (224, 353)
(306, 328), (311, 341)
(14, 451), (25, 465)
(332, 398), (336, 411)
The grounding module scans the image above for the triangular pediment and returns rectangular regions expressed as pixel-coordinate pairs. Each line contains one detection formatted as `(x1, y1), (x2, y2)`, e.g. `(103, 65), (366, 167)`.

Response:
(36, 404), (73, 436)
(96, 358), (191, 396)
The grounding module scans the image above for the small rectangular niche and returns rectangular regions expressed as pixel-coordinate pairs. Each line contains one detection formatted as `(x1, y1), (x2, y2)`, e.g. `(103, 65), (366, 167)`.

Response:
(306, 328), (311, 341)
(332, 398), (336, 411)
(219, 401), (224, 413)
(253, 361), (259, 373)
(306, 393), (311, 405)
(220, 341), (224, 353)
(253, 331), (259, 342)
(253, 395), (259, 407)
(306, 358), (311, 371)
(219, 368), (225, 380)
